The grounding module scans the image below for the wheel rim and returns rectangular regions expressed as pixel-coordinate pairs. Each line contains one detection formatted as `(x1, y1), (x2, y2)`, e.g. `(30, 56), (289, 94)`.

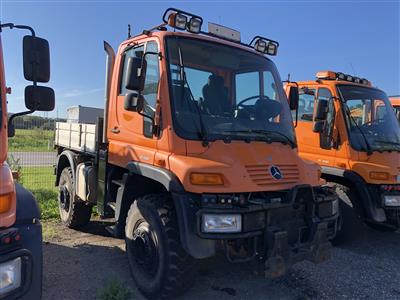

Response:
(59, 185), (71, 214)
(130, 222), (159, 277)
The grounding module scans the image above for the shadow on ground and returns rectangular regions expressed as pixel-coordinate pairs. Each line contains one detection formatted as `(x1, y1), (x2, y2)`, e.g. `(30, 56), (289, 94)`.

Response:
(43, 218), (400, 300)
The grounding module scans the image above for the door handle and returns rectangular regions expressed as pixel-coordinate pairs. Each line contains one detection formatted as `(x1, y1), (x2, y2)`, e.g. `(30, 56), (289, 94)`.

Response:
(111, 127), (120, 134)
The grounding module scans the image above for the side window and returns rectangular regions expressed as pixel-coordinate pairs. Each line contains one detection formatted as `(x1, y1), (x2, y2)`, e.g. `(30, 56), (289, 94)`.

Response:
(143, 41), (160, 137)
(119, 45), (144, 95)
(296, 89), (315, 121)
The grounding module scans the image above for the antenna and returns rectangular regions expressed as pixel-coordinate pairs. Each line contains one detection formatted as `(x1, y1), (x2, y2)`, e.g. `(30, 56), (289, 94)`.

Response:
(287, 73), (291, 82)
(128, 24), (131, 39)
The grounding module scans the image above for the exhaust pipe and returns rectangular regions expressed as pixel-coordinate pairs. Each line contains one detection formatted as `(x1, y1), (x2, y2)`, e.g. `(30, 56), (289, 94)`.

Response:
(103, 41), (115, 144)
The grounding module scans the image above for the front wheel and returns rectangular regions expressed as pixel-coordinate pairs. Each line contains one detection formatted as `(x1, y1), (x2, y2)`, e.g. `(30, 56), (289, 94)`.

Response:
(125, 194), (197, 299)
(58, 167), (92, 228)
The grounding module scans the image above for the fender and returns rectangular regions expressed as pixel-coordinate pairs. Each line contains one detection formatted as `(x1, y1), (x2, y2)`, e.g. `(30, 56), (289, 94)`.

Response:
(126, 161), (184, 192)
(55, 149), (78, 186)
(321, 166), (386, 222)
(15, 183), (40, 224)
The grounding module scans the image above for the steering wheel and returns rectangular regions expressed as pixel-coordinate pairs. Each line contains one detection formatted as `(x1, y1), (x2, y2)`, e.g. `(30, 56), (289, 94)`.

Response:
(235, 95), (267, 119)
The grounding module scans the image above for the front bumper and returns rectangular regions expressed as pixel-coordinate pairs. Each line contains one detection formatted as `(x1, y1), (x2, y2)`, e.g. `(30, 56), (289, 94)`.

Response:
(173, 185), (339, 275)
(367, 184), (400, 228)
(0, 221), (42, 300)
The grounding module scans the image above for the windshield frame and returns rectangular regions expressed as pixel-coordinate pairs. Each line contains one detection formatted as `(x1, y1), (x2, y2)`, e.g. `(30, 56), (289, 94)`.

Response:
(164, 35), (296, 146)
(337, 84), (400, 153)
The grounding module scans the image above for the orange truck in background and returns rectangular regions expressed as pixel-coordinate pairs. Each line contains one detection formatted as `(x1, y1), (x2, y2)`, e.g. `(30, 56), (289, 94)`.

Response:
(390, 95), (400, 122)
(285, 71), (400, 243)
(0, 23), (54, 299)
(54, 8), (339, 299)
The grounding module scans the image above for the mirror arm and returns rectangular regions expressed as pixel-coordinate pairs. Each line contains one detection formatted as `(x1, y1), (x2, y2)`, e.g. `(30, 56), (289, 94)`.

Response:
(0, 23), (35, 36)
(7, 110), (35, 137)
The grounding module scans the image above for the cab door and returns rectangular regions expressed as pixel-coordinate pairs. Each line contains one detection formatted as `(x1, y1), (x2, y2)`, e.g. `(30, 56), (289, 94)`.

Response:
(295, 85), (336, 167)
(108, 39), (161, 167)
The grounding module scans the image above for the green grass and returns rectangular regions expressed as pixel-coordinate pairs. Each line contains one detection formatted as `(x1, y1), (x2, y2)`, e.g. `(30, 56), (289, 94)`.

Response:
(9, 129), (55, 152)
(19, 166), (59, 221)
(97, 279), (132, 300)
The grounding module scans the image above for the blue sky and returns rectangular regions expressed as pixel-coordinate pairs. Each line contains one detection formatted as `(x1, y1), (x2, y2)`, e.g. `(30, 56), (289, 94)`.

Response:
(1, 0), (399, 117)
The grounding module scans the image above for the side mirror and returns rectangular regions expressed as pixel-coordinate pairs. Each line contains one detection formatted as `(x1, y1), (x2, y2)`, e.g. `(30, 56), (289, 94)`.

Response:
(23, 36), (50, 83)
(25, 85), (55, 111)
(124, 92), (144, 112)
(125, 57), (147, 92)
(288, 86), (299, 110)
(314, 99), (329, 121)
(313, 120), (325, 133)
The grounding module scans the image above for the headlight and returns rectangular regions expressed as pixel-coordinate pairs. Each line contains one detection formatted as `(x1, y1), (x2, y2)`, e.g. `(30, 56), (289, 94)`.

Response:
(384, 195), (400, 207)
(202, 214), (242, 233)
(0, 257), (22, 296)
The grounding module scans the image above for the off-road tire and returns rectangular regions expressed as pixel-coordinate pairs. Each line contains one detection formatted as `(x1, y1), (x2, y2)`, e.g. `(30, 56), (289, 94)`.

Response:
(58, 167), (92, 228)
(331, 184), (362, 245)
(125, 194), (197, 299)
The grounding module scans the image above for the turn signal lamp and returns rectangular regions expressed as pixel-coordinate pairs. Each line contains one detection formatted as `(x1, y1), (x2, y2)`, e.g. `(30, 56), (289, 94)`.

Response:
(0, 193), (12, 213)
(370, 171), (389, 181)
(190, 173), (224, 185)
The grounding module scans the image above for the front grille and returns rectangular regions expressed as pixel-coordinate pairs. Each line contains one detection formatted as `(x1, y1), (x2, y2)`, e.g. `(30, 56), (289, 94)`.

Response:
(245, 164), (300, 186)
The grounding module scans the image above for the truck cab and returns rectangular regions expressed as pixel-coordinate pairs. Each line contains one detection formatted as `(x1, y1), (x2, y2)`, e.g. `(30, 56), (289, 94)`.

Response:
(0, 23), (54, 299)
(390, 96), (400, 122)
(286, 71), (400, 237)
(54, 9), (339, 299)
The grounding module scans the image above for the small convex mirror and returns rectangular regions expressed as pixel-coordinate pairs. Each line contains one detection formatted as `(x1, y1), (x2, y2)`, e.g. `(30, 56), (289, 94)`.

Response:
(23, 36), (50, 83)
(25, 85), (55, 111)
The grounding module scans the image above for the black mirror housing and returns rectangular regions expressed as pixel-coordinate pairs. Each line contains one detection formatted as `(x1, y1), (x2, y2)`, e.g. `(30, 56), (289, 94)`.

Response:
(25, 85), (55, 111)
(288, 86), (299, 110)
(124, 92), (144, 112)
(313, 120), (325, 133)
(125, 57), (147, 92)
(314, 99), (329, 121)
(23, 36), (50, 83)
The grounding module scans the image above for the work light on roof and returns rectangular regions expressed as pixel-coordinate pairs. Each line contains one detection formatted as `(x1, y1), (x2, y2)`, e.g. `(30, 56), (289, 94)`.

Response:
(315, 70), (371, 86)
(163, 8), (203, 33)
(250, 36), (279, 56)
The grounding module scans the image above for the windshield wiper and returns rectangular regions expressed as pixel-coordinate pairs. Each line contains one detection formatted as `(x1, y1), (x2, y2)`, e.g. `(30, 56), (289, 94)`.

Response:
(224, 129), (296, 148)
(373, 140), (400, 151)
(176, 38), (209, 146)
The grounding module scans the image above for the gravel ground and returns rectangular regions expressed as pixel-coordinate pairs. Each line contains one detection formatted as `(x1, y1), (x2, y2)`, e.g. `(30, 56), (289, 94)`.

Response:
(42, 219), (400, 300)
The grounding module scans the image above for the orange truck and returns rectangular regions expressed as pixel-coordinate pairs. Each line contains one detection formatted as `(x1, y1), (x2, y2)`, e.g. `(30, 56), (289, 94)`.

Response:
(0, 23), (54, 299)
(285, 71), (400, 242)
(390, 95), (400, 122)
(54, 9), (339, 298)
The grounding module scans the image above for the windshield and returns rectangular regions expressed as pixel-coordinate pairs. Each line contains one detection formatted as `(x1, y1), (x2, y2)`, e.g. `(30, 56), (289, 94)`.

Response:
(338, 85), (400, 152)
(165, 36), (296, 146)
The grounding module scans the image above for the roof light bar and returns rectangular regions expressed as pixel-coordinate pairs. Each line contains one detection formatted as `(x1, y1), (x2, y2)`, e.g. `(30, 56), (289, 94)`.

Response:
(315, 70), (371, 86)
(163, 8), (203, 34)
(250, 36), (279, 56)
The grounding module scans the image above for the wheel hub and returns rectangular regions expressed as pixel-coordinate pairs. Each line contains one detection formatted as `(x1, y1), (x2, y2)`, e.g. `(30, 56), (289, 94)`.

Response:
(132, 223), (159, 276)
(59, 186), (70, 212)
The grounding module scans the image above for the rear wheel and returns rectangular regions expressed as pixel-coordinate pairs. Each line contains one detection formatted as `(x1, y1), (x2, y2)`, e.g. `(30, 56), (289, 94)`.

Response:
(125, 194), (197, 299)
(58, 167), (92, 228)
